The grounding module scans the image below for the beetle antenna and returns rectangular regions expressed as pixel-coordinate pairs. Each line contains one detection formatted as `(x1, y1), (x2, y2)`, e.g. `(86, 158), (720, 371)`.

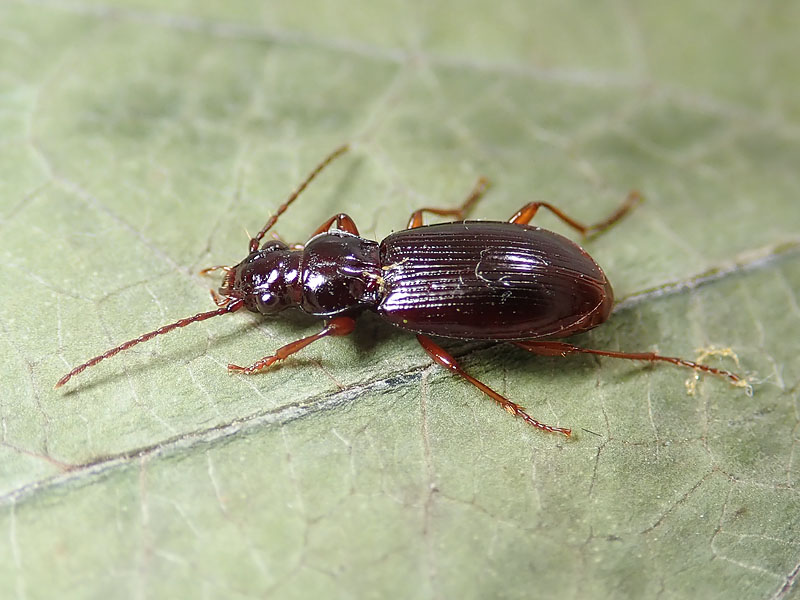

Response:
(249, 144), (350, 252)
(55, 299), (245, 389)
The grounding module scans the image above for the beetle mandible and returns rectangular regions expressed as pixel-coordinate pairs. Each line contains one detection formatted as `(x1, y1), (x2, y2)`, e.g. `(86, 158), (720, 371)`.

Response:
(56, 145), (747, 436)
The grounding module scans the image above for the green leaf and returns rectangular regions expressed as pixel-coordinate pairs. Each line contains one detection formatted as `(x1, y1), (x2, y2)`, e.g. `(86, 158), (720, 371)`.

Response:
(1, 1), (799, 598)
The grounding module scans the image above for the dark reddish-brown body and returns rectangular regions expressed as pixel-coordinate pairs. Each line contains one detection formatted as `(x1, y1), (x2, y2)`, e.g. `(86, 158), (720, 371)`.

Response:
(378, 222), (613, 340)
(56, 145), (745, 436)
(227, 222), (612, 342)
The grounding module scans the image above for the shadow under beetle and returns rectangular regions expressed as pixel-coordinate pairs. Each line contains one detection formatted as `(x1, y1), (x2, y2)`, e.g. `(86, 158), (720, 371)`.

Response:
(56, 145), (748, 436)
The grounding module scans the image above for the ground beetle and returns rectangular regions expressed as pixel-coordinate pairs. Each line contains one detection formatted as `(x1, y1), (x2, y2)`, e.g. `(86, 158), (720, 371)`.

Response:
(56, 145), (747, 435)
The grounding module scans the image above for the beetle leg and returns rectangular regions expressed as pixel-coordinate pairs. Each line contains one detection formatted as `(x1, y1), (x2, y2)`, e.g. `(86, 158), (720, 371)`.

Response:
(509, 191), (642, 237)
(268, 213), (357, 252)
(310, 213), (360, 237)
(228, 316), (357, 375)
(199, 265), (233, 276)
(407, 177), (489, 229)
(416, 335), (571, 436)
(513, 340), (745, 386)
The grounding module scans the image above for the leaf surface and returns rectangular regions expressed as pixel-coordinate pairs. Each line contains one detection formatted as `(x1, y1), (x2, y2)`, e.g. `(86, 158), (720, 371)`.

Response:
(1, 2), (799, 598)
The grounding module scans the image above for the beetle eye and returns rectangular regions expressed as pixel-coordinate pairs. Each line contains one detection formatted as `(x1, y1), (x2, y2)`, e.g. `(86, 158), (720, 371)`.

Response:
(260, 293), (279, 308)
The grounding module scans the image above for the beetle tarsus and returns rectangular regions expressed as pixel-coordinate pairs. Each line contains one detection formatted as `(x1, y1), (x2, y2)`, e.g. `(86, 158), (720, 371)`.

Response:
(228, 317), (357, 376)
(514, 340), (746, 389)
(509, 190), (642, 238)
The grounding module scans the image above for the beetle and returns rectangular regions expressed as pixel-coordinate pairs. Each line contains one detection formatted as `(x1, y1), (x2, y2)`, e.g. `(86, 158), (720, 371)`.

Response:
(56, 144), (747, 436)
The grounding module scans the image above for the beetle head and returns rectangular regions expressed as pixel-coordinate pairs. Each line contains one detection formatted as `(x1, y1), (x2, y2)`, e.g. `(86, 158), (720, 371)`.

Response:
(223, 241), (302, 315)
